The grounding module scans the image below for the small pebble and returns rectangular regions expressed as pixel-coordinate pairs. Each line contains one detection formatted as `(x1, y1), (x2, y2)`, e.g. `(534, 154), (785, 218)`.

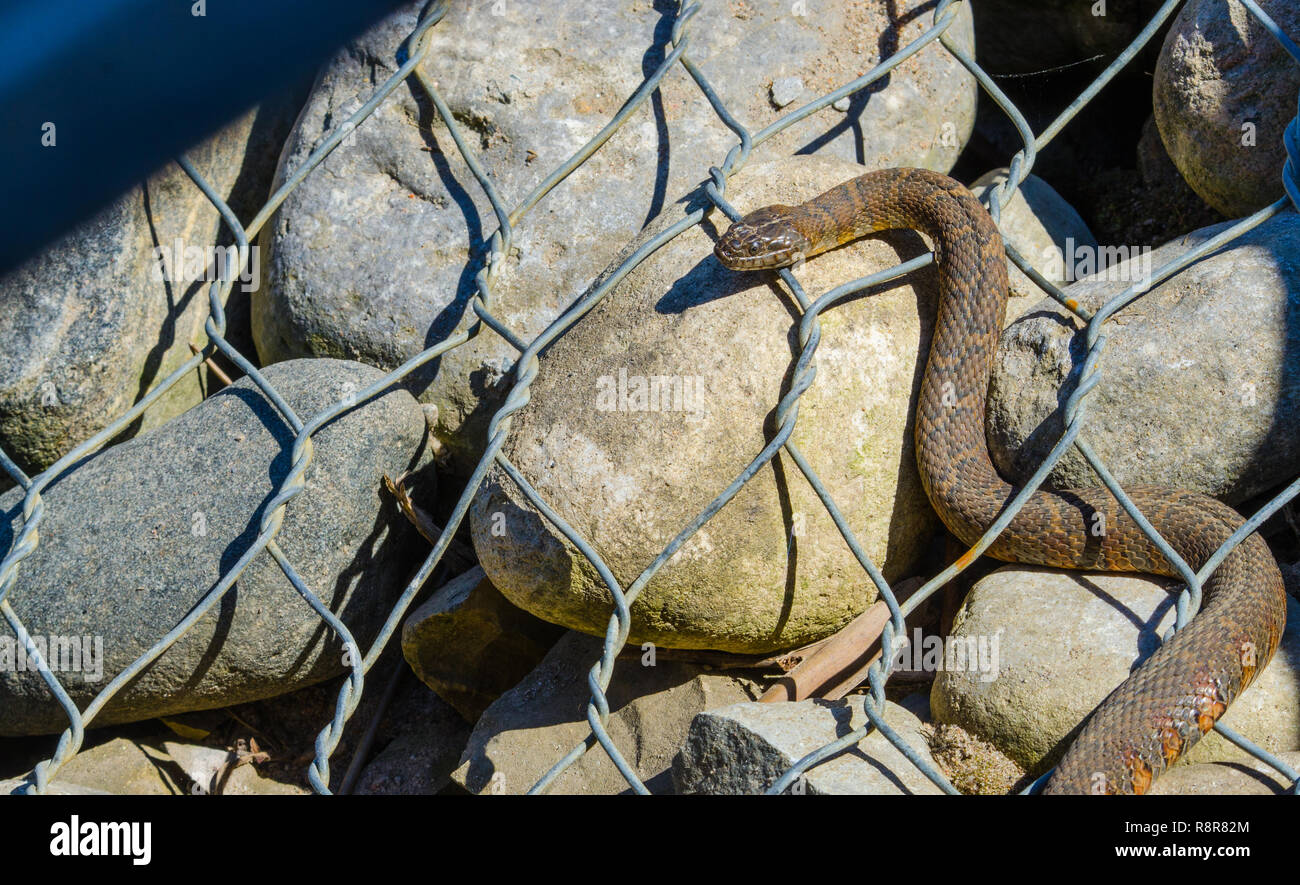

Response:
(770, 76), (803, 108)
(832, 96), (850, 112)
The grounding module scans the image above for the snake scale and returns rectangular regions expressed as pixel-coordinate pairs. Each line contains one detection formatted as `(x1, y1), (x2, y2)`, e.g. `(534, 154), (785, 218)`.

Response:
(714, 167), (1288, 794)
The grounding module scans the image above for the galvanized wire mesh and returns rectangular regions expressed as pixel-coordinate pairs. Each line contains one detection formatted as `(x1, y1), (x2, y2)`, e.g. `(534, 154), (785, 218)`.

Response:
(4, 0), (1300, 795)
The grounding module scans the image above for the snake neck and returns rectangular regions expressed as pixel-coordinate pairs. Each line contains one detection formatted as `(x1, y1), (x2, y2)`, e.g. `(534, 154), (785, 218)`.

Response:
(793, 168), (1015, 545)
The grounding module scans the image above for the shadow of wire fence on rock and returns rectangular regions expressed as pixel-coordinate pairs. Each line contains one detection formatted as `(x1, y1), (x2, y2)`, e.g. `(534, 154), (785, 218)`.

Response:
(3, 0), (1300, 794)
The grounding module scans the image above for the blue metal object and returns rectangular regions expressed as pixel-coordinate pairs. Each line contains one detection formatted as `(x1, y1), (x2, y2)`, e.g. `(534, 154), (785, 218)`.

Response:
(0, 0), (407, 274)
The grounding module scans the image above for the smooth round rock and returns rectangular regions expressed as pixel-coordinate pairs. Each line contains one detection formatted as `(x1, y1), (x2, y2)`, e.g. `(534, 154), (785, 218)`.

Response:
(1154, 0), (1300, 217)
(0, 359), (431, 735)
(932, 566), (1300, 773)
(988, 213), (1300, 505)
(471, 154), (953, 653)
(255, 0), (975, 478)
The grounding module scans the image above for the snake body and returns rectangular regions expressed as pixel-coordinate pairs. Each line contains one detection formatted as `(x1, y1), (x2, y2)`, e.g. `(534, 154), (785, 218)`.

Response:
(714, 167), (1288, 794)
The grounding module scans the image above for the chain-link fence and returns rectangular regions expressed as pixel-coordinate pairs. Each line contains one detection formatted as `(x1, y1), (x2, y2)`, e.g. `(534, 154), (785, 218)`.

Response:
(4, 0), (1300, 795)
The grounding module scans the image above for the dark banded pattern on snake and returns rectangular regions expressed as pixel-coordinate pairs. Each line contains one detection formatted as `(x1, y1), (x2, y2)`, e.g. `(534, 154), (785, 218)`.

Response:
(713, 167), (1288, 794)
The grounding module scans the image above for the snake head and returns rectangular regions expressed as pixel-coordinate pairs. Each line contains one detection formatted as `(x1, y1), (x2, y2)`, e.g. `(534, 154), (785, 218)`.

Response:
(714, 206), (812, 271)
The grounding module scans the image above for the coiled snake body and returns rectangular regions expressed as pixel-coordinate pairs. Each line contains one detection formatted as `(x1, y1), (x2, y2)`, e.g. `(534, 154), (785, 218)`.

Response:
(714, 167), (1288, 794)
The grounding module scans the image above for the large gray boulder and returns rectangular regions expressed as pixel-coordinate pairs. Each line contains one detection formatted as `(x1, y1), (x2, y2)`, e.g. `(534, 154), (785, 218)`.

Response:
(1154, 0), (1300, 218)
(989, 213), (1300, 504)
(0, 359), (431, 735)
(254, 0), (976, 478)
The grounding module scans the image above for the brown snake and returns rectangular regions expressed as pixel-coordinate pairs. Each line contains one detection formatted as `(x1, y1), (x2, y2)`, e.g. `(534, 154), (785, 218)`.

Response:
(714, 167), (1288, 794)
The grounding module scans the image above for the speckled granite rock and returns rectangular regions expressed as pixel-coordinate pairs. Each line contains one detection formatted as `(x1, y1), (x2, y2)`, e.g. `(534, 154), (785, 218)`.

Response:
(0, 359), (431, 735)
